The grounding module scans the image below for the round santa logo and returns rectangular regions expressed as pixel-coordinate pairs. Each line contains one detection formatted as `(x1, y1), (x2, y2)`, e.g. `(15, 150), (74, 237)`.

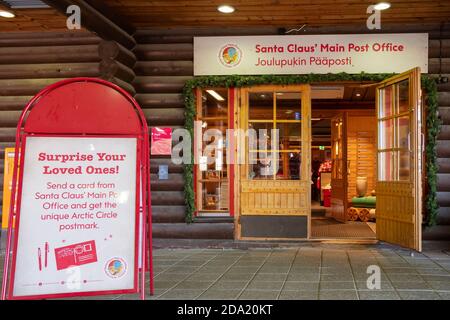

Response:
(219, 44), (242, 68)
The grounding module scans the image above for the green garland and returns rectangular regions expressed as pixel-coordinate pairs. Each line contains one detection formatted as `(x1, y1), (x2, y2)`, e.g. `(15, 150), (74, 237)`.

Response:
(183, 73), (440, 226)
(421, 77), (440, 226)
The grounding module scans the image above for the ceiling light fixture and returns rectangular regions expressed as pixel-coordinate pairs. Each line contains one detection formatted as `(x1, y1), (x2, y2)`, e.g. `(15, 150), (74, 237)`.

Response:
(206, 90), (225, 101)
(373, 2), (391, 10)
(217, 5), (235, 14)
(0, 10), (15, 18)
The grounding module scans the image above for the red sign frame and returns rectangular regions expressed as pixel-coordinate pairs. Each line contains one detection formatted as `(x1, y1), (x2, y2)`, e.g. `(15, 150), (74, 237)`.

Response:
(1, 78), (153, 300)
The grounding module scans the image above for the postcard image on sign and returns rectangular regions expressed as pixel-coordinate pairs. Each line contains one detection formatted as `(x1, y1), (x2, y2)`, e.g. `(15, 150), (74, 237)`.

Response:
(54, 240), (98, 270)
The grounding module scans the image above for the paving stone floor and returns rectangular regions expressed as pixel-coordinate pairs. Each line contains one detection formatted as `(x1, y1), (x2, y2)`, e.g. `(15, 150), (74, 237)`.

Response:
(1, 244), (450, 300)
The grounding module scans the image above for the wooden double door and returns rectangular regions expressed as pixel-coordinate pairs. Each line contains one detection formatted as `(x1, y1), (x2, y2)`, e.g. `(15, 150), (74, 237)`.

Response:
(236, 69), (422, 250)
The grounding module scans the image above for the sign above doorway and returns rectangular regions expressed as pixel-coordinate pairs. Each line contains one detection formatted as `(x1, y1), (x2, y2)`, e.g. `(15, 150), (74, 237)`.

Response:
(194, 33), (428, 75)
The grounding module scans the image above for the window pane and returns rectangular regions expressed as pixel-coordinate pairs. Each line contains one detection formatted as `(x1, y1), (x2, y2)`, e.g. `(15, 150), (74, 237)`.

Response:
(198, 88), (229, 213)
(248, 151), (277, 180)
(397, 116), (410, 149)
(378, 151), (394, 181)
(248, 122), (274, 151)
(379, 119), (394, 149)
(379, 86), (393, 118)
(276, 152), (301, 180)
(276, 92), (301, 120)
(398, 150), (410, 181)
(201, 181), (228, 210)
(249, 92), (273, 120)
(277, 123), (301, 151)
(202, 89), (228, 117)
(397, 79), (410, 114)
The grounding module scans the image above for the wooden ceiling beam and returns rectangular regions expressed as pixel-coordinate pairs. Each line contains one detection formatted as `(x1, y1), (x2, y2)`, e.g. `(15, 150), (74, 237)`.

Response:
(42, 0), (136, 49)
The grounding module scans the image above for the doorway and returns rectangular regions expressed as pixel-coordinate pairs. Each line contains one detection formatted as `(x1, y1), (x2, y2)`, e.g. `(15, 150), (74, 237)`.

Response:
(310, 95), (378, 240)
(201, 68), (423, 251)
(307, 68), (422, 251)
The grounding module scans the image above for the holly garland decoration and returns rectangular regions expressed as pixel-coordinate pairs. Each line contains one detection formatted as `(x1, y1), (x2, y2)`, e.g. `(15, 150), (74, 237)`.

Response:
(182, 73), (440, 226)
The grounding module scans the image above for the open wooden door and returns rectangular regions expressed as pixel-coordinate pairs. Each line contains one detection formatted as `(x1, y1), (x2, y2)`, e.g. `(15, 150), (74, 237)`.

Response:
(331, 112), (348, 222)
(376, 68), (422, 251)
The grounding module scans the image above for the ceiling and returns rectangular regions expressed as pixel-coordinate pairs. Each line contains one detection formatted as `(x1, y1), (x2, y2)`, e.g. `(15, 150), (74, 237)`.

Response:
(101, 0), (450, 27)
(1, 0), (449, 32)
(0, 1), (67, 31)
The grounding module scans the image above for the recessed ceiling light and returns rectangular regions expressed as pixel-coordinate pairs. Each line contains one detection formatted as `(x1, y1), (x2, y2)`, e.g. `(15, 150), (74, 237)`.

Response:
(0, 10), (15, 18)
(374, 2), (391, 10)
(218, 5), (235, 14)
(206, 89), (225, 101)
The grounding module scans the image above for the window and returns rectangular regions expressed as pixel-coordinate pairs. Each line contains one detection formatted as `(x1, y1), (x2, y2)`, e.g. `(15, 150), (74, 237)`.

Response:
(247, 91), (302, 180)
(378, 79), (411, 181)
(196, 88), (230, 213)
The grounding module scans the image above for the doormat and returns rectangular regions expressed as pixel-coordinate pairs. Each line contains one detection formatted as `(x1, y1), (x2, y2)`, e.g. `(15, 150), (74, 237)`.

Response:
(311, 218), (376, 239)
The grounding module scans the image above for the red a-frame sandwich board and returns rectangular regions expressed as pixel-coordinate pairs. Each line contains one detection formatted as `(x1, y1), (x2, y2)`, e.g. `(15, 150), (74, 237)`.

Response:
(1, 78), (153, 300)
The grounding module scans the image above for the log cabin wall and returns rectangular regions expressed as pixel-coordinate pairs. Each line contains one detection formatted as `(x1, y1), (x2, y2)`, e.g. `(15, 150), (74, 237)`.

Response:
(134, 23), (450, 241)
(0, 30), (136, 225)
(0, 24), (449, 242)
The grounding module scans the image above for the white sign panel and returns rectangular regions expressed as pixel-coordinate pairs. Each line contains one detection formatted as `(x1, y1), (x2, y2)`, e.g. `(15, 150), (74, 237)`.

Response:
(194, 33), (428, 75)
(12, 137), (137, 297)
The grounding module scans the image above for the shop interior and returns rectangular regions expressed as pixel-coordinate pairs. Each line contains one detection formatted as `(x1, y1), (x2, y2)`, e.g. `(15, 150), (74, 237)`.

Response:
(196, 84), (383, 240)
(310, 83), (377, 239)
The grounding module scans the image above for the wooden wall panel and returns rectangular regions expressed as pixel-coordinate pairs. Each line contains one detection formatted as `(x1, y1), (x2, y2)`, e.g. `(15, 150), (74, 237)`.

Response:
(347, 116), (377, 201)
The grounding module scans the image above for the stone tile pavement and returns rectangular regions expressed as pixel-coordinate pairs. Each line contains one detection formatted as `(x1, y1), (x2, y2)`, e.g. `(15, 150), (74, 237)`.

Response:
(1, 243), (450, 300)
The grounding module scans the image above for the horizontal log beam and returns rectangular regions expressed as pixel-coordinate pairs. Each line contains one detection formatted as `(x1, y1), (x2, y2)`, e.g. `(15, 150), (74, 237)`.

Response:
(135, 44), (193, 61)
(437, 192), (450, 207)
(0, 63), (100, 80)
(436, 207), (450, 225)
(150, 158), (184, 174)
(134, 35), (195, 44)
(0, 33), (100, 47)
(428, 58), (450, 74)
(135, 93), (184, 108)
(149, 173), (184, 191)
(143, 108), (185, 126)
(152, 206), (186, 223)
(422, 225), (450, 240)
(438, 91), (450, 107)
(0, 45), (101, 64)
(0, 96), (33, 111)
(438, 107), (450, 124)
(437, 173), (450, 191)
(437, 141), (450, 158)
(0, 128), (16, 142)
(429, 40), (450, 58)
(134, 61), (193, 76)
(0, 78), (66, 96)
(151, 191), (185, 206)
(134, 76), (191, 93)
(152, 223), (234, 239)
(0, 111), (21, 127)
(42, 0), (136, 49)
(438, 125), (450, 140)
(437, 158), (450, 173)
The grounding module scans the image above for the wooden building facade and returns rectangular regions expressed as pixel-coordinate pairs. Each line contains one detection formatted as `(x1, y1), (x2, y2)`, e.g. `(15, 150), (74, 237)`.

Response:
(1, 0), (450, 247)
